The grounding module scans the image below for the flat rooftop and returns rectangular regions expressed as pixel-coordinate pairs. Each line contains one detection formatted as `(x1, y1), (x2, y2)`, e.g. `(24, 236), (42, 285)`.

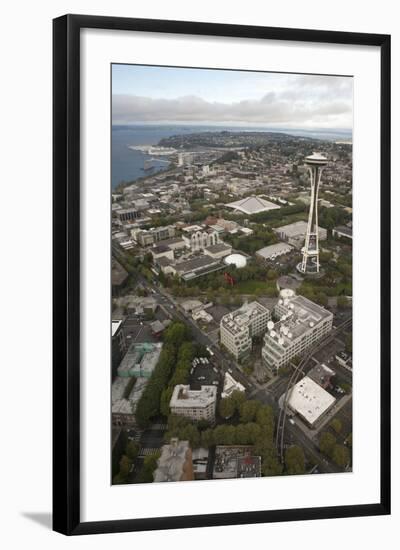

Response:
(153, 440), (191, 482)
(204, 243), (232, 254)
(273, 220), (326, 237)
(288, 376), (336, 425)
(221, 301), (270, 336)
(213, 446), (259, 479)
(175, 255), (220, 273)
(266, 294), (333, 348)
(256, 242), (293, 258)
(170, 384), (217, 409)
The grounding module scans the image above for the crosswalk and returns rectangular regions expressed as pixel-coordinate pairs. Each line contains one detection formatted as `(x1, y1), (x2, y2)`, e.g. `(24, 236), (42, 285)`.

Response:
(151, 423), (167, 430)
(139, 447), (160, 457)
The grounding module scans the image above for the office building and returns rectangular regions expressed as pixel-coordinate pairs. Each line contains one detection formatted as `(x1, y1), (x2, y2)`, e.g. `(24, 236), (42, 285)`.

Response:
(220, 301), (271, 360)
(262, 289), (333, 373)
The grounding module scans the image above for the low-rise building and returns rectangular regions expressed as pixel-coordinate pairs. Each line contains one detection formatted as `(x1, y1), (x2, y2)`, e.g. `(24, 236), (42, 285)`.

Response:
(117, 342), (162, 378)
(169, 384), (217, 422)
(171, 255), (224, 281)
(220, 301), (271, 360)
(153, 438), (194, 482)
(134, 225), (175, 247)
(273, 221), (327, 249)
(256, 242), (293, 261)
(213, 446), (261, 479)
(225, 195), (281, 215)
(182, 228), (220, 251)
(287, 376), (336, 427)
(262, 289), (333, 373)
(221, 372), (246, 399)
(332, 225), (353, 240)
(307, 363), (336, 389)
(204, 242), (232, 259)
(150, 244), (174, 262)
(116, 207), (141, 223)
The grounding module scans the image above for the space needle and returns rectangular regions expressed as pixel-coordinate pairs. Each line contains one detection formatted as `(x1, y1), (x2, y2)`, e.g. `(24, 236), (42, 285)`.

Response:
(297, 152), (328, 274)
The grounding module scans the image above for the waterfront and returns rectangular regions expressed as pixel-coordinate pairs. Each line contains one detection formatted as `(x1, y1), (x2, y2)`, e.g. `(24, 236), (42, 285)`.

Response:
(112, 125), (352, 189)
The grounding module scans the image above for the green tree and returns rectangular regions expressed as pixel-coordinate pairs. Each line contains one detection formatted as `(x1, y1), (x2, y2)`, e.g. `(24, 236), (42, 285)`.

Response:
(136, 452), (160, 483)
(126, 441), (139, 461)
(230, 390), (246, 410)
(219, 397), (235, 419)
(332, 444), (350, 468)
(119, 455), (132, 479)
(330, 418), (342, 434)
(201, 428), (215, 448)
(163, 321), (191, 346)
(239, 400), (261, 423)
(319, 431), (336, 457)
(254, 440), (283, 476)
(160, 387), (174, 417)
(285, 445), (305, 475)
(337, 295), (349, 309)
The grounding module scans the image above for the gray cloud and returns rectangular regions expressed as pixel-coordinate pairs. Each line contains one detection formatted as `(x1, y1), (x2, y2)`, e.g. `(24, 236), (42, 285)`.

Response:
(112, 76), (352, 128)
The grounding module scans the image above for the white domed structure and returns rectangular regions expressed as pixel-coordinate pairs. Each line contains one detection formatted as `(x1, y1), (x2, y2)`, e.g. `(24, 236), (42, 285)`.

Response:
(224, 253), (247, 269)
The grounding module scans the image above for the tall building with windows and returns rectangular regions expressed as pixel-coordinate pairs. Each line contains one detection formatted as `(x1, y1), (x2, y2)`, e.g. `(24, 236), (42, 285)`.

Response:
(262, 289), (333, 373)
(220, 301), (271, 360)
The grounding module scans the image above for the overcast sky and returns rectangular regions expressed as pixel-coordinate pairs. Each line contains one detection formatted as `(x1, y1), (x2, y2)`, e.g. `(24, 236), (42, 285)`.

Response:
(112, 64), (353, 129)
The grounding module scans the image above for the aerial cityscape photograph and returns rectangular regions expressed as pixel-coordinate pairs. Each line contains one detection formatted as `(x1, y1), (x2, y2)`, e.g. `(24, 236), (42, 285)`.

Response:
(111, 64), (353, 485)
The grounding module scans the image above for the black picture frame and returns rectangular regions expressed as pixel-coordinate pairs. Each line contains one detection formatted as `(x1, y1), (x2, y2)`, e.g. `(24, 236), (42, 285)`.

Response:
(53, 14), (391, 536)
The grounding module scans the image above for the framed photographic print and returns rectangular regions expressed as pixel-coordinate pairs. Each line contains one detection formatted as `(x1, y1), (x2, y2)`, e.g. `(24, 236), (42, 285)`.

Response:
(53, 14), (391, 535)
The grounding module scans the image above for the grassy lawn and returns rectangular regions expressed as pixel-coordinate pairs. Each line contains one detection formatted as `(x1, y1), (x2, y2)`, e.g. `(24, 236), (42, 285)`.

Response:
(233, 279), (277, 295)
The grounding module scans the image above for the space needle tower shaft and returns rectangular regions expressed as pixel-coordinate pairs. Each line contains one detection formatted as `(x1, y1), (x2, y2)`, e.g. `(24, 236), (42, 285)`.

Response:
(299, 152), (328, 274)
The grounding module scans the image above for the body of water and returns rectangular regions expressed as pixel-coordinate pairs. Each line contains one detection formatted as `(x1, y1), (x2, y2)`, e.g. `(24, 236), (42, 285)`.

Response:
(112, 125), (352, 189)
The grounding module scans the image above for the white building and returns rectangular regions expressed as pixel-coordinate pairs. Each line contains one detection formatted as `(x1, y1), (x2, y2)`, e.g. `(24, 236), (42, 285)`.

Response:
(256, 242), (293, 261)
(262, 289), (333, 373)
(204, 243), (232, 259)
(273, 220), (327, 249)
(169, 385), (217, 422)
(221, 372), (246, 399)
(220, 301), (271, 360)
(225, 195), (281, 215)
(182, 229), (220, 251)
(287, 376), (336, 427)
